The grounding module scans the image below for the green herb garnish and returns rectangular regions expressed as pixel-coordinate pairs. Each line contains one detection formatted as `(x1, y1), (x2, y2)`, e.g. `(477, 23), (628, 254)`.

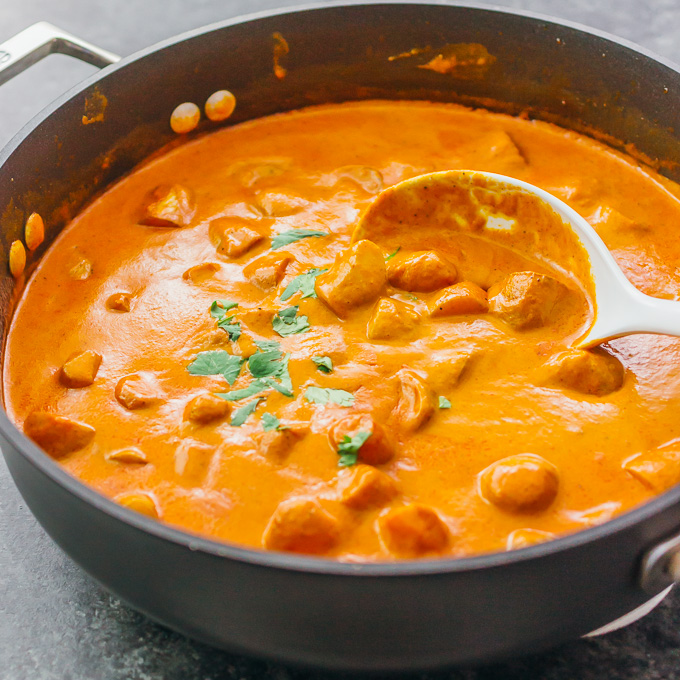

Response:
(304, 386), (354, 407)
(280, 267), (328, 302)
(255, 339), (282, 353)
(248, 350), (285, 378)
(271, 229), (327, 250)
(272, 305), (310, 337)
(439, 396), (452, 409)
(186, 350), (245, 385)
(231, 397), (265, 426)
(261, 413), (288, 432)
(385, 247), (401, 261)
(210, 300), (241, 341)
(337, 431), (371, 466)
(312, 356), (333, 374)
(217, 380), (268, 402)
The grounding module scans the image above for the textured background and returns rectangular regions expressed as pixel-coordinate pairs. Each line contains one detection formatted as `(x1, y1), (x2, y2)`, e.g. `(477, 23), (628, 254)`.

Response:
(2, 1), (680, 678)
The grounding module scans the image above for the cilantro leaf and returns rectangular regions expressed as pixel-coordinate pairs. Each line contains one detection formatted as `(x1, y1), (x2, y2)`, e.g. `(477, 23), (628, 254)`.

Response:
(280, 268), (328, 302)
(304, 386), (354, 407)
(210, 300), (241, 341)
(337, 431), (371, 467)
(216, 380), (268, 402)
(231, 397), (265, 426)
(312, 356), (333, 374)
(385, 247), (401, 261)
(187, 350), (245, 385)
(261, 376), (294, 397)
(439, 396), (452, 409)
(255, 339), (281, 353)
(210, 300), (238, 318)
(248, 350), (284, 378)
(271, 229), (327, 250)
(261, 413), (287, 431)
(272, 306), (310, 337)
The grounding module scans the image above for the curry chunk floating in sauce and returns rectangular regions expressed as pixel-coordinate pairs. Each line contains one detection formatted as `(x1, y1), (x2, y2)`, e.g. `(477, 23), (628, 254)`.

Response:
(7, 101), (680, 561)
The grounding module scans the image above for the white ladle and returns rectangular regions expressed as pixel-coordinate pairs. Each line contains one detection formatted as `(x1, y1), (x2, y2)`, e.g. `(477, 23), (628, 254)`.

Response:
(355, 170), (679, 349)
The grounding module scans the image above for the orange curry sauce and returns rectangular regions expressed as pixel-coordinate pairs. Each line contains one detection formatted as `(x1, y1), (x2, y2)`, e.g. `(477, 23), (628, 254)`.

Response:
(6, 101), (680, 561)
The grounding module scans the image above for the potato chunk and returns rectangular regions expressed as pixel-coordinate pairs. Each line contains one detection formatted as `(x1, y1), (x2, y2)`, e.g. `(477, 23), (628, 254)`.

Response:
(489, 271), (565, 330)
(116, 492), (159, 519)
(340, 465), (398, 510)
(183, 393), (231, 424)
(506, 528), (554, 550)
(316, 239), (385, 317)
(623, 444), (680, 492)
(479, 454), (559, 513)
(392, 368), (436, 431)
(256, 426), (306, 460)
(263, 498), (341, 554)
(115, 373), (164, 410)
(60, 350), (102, 388)
(543, 348), (624, 396)
(24, 411), (95, 458)
(380, 504), (450, 557)
(140, 185), (195, 227)
(367, 297), (420, 341)
(217, 226), (265, 258)
(329, 413), (395, 465)
(387, 251), (457, 292)
(430, 282), (488, 317)
(243, 251), (294, 290)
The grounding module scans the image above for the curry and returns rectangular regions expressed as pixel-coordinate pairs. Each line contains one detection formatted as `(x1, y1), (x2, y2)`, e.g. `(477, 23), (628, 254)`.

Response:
(6, 100), (680, 561)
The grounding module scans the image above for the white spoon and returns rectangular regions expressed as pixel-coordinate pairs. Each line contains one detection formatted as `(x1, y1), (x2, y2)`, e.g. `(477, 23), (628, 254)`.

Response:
(354, 169), (680, 349)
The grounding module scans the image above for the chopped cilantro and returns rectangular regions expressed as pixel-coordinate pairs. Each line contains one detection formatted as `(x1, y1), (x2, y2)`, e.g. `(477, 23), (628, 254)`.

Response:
(304, 386), (354, 407)
(312, 356), (333, 374)
(260, 376), (294, 397)
(255, 339), (281, 353)
(272, 305), (310, 336)
(439, 396), (452, 409)
(280, 267), (328, 302)
(248, 350), (285, 378)
(231, 397), (264, 426)
(186, 350), (244, 385)
(385, 247), (401, 261)
(217, 380), (268, 402)
(261, 413), (288, 432)
(209, 300), (241, 341)
(337, 431), (371, 467)
(271, 229), (327, 250)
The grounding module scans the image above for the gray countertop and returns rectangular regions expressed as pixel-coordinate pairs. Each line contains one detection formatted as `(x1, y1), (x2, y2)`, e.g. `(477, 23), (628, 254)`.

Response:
(2, 1), (680, 678)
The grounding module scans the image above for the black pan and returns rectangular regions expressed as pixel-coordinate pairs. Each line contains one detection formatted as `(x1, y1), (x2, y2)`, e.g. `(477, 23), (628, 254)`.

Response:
(2, 2), (680, 672)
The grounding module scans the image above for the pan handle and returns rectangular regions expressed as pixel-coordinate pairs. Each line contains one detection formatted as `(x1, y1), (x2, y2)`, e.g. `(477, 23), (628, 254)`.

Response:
(640, 530), (680, 594)
(0, 22), (121, 87)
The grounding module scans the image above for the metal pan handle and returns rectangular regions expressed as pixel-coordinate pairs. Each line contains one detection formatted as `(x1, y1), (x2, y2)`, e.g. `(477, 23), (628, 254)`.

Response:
(640, 530), (680, 593)
(0, 22), (120, 87)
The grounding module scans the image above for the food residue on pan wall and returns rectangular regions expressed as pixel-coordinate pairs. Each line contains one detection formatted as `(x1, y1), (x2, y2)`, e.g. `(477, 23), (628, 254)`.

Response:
(81, 87), (108, 125)
(389, 43), (496, 78)
(273, 32), (289, 80)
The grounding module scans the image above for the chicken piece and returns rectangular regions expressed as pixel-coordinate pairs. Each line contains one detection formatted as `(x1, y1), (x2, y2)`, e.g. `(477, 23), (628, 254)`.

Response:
(116, 492), (159, 519)
(464, 130), (527, 176)
(424, 349), (476, 391)
(175, 439), (215, 485)
(263, 497), (341, 555)
(182, 262), (220, 283)
(340, 465), (399, 510)
(392, 368), (436, 431)
(256, 189), (309, 216)
(588, 204), (648, 247)
(69, 258), (92, 280)
(238, 306), (277, 335)
(59, 350), (102, 388)
(543, 348), (624, 396)
(380, 504), (450, 557)
(387, 251), (457, 292)
(430, 281), (488, 317)
(183, 393), (231, 424)
(24, 411), (95, 459)
(366, 297), (420, 341)
(115, 373), (164, 410)
(256, 426), (306, 460)
(217, 226), (265, 258)
(106, 292), (132, 312)
(106, 448), (148, 464)
(316, 239), (385, 317)
(488, 271), (566, 330)
(623, 445), (680, 493)
(506, 528), (554, 550)
(479, 454), (559, 513)
(329, 412), (395, 465)
(243, 251), (294, 290)
(334, 165), (383, 194)
(140, 184), (195, 227)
